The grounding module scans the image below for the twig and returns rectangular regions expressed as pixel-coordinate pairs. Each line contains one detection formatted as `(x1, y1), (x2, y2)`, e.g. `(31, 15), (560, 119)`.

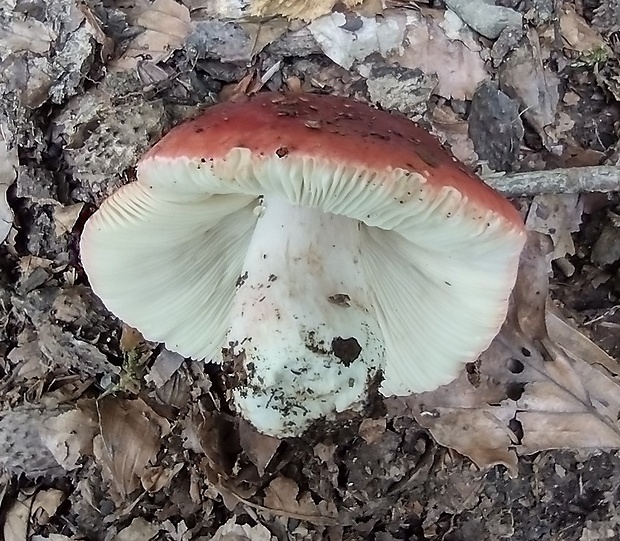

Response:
(483, 165), (620, 196)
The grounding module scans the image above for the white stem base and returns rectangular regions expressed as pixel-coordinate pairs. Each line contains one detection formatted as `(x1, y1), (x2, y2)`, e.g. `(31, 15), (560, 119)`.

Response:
(227, 195), (384, 436)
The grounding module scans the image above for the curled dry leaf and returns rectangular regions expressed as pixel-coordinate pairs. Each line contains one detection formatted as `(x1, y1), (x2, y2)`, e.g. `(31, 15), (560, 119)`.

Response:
(263, 476), (338, 525)
(92, 397), (170, 502)
(3, 489), (65, 541)
(390, 232), (620, 473)
(140, 463), (184, 493)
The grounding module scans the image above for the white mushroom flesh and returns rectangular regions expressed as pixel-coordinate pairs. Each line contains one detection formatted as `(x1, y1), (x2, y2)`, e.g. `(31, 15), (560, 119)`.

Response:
(228, 195), (384, 436)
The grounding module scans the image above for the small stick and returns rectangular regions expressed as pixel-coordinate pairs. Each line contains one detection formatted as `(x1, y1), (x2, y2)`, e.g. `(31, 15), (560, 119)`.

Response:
(483, 165), (620, 196)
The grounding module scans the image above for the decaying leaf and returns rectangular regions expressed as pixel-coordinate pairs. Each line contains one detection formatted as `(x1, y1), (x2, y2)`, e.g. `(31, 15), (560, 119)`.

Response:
(3, 490), (32, 541)
(112, 517), (159, 541)
(3, 488), (65, 541)
(499, 29), (559, 143)
(93, 398), (170, 502)
(0, 404), (67, 479)
(211, 516), (274, 541)
(52, 203), (84, 237)
(0, 129), (18, 244)
(263, 476), (338, 524)
(390, 232), (620, 473)
(309, 9), (487, 100)
(525, 194), (584, 261)
(238, 419), (281, 477)
(113, 0), (191, 71)
(39, 403), (97, 471)
(560, 5), (608, 54)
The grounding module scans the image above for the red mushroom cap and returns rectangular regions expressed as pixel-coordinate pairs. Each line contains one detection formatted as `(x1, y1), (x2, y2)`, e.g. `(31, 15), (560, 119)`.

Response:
(144, 92), (523, 228)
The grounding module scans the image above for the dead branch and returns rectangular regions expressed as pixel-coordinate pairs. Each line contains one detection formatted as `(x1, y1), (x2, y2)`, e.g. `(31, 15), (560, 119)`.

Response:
(484, 165), (620, 196)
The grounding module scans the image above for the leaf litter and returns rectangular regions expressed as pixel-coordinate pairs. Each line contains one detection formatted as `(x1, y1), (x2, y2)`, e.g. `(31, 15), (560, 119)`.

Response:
(0, 0), (619, 538)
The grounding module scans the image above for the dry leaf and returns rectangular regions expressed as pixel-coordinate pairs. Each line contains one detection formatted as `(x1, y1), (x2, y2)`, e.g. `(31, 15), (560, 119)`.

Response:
(3, 491), (32, 541)
(0, 129), (18, 244)
(40, 404), (97, 471)
(141, 463), (184, 493)
(2, 488), (65, 541)
(52, 203), (84, 237)
(31, 489), (65, 525)
(430, 105), (478, 167)
(144, 348), (185, 388)
(114, 0), (190, 71)
(525, 194), (584, 261)
(0, 18), (55, 55)
(358, 418), (387, 444)
(560, 5), (608, 54)
(112, 517), (159, 541)
(93, 397), (170, 502)
(308, 10), (407, 70)
(309, 9), (487, 100)
(499, 29), (559, 143)
(263, 476), (338, 524)
(397, 9), (487, 100)
(211, 516), (274, 541)
(238, 419), (281, 476)
(119, 324), (146, 354)
(252, 0), (366, 20)
(546, 305), (620, 382)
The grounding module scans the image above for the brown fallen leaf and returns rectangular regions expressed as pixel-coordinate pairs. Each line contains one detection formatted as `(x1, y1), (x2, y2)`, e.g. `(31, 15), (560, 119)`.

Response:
(499, 29), (559, 144)
(525, 194), (584, 262)
(238, 419), (281, 477)
(2, 488), (65, 541)
(263, 476), (338, 525)
(112, 517), (159, 541)
(113, 0), (190, 71)
(399, 9), (488, 100)
(358, 417), (387, 445)
(39, 402), (97, 471)
(93, 397), (170, 503)
(560, 5), (608, 54)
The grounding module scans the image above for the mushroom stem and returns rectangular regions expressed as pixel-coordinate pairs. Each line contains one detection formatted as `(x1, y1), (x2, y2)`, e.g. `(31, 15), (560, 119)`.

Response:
(227, 195), (384, 436)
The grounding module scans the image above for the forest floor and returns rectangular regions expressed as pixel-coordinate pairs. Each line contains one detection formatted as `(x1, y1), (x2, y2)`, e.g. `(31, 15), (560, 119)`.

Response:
(0, 0), (620, 540)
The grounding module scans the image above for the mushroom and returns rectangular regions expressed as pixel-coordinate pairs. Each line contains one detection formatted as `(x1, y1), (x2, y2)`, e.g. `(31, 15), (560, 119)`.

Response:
(80, 92), (526, 437)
